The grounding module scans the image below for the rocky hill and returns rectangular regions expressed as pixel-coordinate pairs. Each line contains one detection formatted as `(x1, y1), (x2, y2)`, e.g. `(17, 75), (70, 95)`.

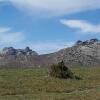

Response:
(0, 39), (100, 68)
(1, 47), (38, 56)
(0, 47), (39, 68)
(41, 38), (100, 67)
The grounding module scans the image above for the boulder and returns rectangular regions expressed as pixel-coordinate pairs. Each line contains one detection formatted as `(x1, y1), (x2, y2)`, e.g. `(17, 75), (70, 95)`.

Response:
(2, 47), (16, 55)
(90, 39), (99, 43)
(25, 47), (32, 52)
(75, 40), (83, 45)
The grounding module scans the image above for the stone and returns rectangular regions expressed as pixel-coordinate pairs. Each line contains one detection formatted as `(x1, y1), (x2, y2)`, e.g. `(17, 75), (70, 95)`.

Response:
(25, 47), (32, 52)
(2, 47), (16, 55)
(75, 40), (83, 45)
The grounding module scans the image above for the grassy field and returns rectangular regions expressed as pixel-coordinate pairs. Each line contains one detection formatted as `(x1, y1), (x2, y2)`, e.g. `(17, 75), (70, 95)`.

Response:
(0, 67), (100, 100)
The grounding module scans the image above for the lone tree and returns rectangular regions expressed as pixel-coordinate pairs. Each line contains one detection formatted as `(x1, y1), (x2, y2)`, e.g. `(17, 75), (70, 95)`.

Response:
(49, 61), (75, 79)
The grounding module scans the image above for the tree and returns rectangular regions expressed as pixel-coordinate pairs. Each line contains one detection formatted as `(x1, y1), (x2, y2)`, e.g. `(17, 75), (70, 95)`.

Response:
(49, 61), (75, 79)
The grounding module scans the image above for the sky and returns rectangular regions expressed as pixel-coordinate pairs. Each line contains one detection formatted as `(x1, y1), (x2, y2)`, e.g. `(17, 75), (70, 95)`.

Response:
(0, 0), (100, 54)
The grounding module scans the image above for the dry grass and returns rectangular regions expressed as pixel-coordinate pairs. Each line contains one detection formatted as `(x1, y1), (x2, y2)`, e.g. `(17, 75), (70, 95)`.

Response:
(0, 67), (100, 100)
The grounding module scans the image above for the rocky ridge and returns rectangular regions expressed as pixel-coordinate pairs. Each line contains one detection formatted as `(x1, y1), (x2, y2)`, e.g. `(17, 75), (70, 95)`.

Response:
(39, 38), (100, 67)
(0, 38), (100, 68)
(1, 47), (38, 56)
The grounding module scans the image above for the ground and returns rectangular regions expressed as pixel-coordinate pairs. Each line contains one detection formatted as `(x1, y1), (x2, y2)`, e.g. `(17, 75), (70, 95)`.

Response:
(0, 67), (100, 100)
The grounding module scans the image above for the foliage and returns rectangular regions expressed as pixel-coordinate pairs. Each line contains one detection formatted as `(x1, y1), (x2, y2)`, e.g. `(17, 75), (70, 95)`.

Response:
(49, 61), (75, 79)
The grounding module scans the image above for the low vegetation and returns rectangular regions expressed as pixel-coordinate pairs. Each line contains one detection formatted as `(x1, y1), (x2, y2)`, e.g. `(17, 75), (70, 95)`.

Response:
(49, 61), (75, 79)
(49, 61), (82, 80)
(0, 67), (100, 100)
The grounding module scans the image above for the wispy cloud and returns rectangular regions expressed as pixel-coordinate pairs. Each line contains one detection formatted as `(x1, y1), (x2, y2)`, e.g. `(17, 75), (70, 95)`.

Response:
(16, 41), (74, 54)
(0, 27), (10, 33)
(8, 0), (100, 17)
(0, 27), (74, 54)
(0, 27), (25, 45)
(60, 19), (100, 34)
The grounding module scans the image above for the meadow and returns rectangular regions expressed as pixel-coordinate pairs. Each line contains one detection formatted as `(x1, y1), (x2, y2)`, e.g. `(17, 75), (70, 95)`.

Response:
(0, 67), (100, 100)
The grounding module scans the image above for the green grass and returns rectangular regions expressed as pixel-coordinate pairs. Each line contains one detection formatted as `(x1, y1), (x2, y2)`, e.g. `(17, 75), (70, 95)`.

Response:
(0, 67), (100, 100)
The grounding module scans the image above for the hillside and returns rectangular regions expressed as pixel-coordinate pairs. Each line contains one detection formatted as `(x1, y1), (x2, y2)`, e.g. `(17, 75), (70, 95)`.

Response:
(0, 39), (100, 68)
(41, 38), (100, 67)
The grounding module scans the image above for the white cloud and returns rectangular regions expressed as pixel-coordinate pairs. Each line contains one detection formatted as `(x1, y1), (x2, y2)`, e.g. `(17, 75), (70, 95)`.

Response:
(16, 41), (74, 54)
(0, 27), (74, 54)
(8, 0), (100, 17)
(0, 27), (10, 33)
(60, 19), (100, 34)
(0, 27), (25, 45)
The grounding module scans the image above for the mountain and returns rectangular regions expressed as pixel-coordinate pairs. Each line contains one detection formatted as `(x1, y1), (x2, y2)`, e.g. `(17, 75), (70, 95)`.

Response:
(40, 38), (100, 67)
(1, 47), (38, 56)
(0, 38), (100, 68)
(0, 47), (38, 68)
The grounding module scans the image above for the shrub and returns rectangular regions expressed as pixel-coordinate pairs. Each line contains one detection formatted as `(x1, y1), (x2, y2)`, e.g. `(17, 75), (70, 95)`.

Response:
(49, 61), (75, 79)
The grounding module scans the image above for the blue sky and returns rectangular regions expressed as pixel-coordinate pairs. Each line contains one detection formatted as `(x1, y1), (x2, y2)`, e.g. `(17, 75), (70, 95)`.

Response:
(0, 0), (100, 54)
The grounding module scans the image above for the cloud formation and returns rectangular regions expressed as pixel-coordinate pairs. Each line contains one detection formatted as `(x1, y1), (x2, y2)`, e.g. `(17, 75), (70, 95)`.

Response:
(8, 0), (100, 17)
(0, 27), (74, 54)
(17, 41), (74, 54)
(0, 27), (25, 45)
(60, 19), (100, 34)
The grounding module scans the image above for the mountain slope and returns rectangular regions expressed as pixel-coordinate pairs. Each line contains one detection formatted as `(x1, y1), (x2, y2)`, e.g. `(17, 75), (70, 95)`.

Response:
(39, 38), (100, 67)
(0, 39), (100, 68)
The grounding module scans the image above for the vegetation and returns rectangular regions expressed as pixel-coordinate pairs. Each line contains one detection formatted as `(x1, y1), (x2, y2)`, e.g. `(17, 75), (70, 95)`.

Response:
(0, 67), (99, 99)
(49, 61), (74, 79)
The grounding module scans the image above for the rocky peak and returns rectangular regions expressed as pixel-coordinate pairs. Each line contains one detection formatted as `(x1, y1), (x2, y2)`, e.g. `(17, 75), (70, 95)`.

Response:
(2, 47), (16, 55)
(1, 47), (38, 56)
(90, 39), (99, 43)
(25, 47), (32, 52)
(75, 40), (83, 45)
(75, 38), (99, 46)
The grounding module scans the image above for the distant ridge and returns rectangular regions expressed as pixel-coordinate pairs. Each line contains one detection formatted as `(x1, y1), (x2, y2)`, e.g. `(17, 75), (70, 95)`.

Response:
(1, 47), (38, 56)
(0, 38), (100, 68)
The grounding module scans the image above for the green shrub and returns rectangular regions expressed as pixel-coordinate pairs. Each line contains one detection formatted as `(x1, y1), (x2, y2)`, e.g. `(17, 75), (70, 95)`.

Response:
(49, 61), (75, 79)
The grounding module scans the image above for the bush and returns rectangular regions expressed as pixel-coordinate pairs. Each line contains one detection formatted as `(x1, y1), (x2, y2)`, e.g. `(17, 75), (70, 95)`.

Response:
(49, 61), (75, 79)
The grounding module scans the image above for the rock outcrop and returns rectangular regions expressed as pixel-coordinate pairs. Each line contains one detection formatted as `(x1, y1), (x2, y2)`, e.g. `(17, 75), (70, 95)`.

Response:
(1, 47), (38, 56)
(75, 39), (99, 46)
(0, 38), (100, 68)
